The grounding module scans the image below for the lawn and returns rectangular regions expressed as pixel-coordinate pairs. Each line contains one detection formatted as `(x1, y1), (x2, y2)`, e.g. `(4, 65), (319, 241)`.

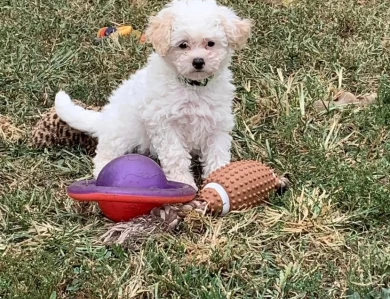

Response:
(1, 0), (390, 297)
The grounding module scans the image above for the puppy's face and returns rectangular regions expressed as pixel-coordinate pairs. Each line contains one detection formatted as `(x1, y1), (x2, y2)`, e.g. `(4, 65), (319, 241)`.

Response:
(166, 27), (229, 81)
(145, 0), (252, 81)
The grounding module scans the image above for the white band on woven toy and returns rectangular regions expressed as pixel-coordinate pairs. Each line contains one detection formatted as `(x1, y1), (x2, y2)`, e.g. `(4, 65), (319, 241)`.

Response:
(203, 183), (230, 216)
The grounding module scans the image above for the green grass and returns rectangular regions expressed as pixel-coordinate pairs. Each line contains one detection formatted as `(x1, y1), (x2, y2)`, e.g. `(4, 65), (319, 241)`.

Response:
(1, 0), (390, 297)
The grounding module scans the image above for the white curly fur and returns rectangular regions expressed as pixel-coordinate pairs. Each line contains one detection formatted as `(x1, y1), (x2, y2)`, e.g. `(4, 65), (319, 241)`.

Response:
(55, 0), (251, 190)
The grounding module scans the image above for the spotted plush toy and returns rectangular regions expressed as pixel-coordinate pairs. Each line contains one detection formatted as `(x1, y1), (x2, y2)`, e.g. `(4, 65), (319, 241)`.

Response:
(31, 100), (100, 155)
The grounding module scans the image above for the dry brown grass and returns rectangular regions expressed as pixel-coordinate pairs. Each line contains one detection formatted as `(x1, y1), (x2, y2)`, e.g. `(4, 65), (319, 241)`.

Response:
(0, 115), (25, 143)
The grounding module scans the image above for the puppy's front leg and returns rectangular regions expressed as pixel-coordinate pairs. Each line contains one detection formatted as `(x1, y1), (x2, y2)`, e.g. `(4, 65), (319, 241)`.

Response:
(150, 128), (197, 190)
(201, 131), (232, 179)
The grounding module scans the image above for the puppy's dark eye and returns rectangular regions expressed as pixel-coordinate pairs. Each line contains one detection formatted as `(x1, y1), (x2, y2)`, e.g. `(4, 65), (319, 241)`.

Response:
(207, 41), (215, 47)
(179, 42), (188, 49)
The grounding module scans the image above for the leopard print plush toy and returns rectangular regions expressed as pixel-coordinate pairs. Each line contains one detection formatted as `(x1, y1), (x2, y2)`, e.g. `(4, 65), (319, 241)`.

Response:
(31, 100), (100, 155)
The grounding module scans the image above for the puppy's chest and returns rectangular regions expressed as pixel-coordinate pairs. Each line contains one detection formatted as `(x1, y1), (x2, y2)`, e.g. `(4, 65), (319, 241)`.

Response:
(170, 101), (216, 128)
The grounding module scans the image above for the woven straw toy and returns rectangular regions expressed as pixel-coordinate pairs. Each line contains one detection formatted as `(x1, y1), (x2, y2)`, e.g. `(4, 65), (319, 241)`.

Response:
(101, 160), (289, 244)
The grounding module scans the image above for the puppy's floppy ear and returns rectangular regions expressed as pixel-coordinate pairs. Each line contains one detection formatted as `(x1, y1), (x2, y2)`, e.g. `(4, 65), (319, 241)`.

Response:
(145, 8), (173, 57)
(218, 7), (252, 51)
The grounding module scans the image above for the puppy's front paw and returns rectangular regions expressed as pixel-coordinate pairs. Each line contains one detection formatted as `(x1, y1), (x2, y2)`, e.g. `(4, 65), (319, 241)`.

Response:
(202, 161), (229, 179)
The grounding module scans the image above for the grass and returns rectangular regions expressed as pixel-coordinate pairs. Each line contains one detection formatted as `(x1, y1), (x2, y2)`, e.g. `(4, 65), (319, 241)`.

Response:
(1, 0), (390, 297)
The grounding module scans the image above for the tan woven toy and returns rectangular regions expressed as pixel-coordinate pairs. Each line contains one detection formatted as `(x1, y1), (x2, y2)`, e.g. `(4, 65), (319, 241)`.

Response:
(101, 160), (289, 244)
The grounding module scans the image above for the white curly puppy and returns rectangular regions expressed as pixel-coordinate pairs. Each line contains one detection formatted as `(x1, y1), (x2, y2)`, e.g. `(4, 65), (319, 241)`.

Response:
(55, 0), (251, 190)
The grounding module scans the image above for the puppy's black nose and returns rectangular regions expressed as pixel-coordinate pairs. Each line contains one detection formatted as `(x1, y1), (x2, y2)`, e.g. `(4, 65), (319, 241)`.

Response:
(192, 58), (205, 70)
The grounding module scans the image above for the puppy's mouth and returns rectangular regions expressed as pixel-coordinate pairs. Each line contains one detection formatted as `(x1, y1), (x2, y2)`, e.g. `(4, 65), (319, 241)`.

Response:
(189, 69), (205, 74)
(189, 70), (211, 76)
(183, 68), (213, 81)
